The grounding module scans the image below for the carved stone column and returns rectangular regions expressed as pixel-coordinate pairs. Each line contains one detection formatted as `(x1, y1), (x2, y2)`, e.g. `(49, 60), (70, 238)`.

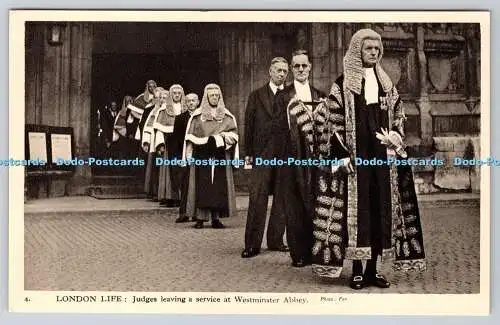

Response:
(465, 23), (480, 112)
(68, 22), (93, 195)
(331, 24), (346, 83)
(25, 22), (45, 125)
(416, 24), (433, 147)
(295, 25), (309, 51)
(310, 23), (331, 93)
(218, 24), (273, 191)
(465, 23), (481, 193)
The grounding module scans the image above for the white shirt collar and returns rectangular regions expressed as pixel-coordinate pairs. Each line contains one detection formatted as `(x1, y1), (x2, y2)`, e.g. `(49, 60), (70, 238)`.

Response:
(294, 79), (309, 88)
(269, 81), (284, 95)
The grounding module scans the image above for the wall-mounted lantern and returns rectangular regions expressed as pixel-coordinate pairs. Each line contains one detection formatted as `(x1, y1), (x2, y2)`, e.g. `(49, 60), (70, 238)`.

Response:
(47, 23), (66, 46)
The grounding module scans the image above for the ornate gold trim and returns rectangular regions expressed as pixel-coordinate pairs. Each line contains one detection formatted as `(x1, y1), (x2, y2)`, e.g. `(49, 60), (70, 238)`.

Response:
(345, 247), (371, 260)
(393, 259), (427, 272)
(344, 89), (358, 250)
(312, 264), (343, 278)
(382, 248), (395, 261)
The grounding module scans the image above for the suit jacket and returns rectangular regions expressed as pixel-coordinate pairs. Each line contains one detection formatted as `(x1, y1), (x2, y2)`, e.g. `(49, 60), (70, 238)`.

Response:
(100, 108), (118, 143)
(244, 83), (283, 158)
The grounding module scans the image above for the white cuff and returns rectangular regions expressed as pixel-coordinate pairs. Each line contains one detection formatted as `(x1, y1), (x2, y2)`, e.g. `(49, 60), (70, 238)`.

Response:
(185, 134), (209, 145)
(130, 110), (142, 119)
(155, 131), (165, 147)
(115, 125), (126, 137)
(153, 122), (174, 134)
(127, 103), (144, 115)
(213, 135), (225, 148)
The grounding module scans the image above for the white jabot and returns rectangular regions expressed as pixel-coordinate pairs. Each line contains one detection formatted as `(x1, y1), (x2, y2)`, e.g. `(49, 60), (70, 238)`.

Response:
(210, 107), (217, 118)
(269, 81), (284, 95)
(364, 68), (379, 105)
(294, 80), (312, 102)
(173, 102), (182, 115)
(294, 80), (313, 111)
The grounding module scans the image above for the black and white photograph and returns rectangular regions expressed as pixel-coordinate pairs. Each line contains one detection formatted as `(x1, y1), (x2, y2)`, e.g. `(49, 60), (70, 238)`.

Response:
(9, 10), (490, 315)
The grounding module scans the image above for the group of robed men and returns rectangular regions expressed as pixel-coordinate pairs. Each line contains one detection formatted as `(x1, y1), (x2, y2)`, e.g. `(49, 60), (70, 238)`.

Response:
(242, 28), (426, 290)
(110, 28), (427, 290)
(112, 82), (239, 230)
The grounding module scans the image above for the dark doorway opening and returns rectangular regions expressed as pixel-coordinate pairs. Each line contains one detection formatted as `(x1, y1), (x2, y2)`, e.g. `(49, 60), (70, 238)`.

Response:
(90, 51), (220, 176)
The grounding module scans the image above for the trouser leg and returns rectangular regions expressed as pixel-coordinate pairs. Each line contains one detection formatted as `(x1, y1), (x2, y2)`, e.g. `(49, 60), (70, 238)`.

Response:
(244, 167), (272, 249)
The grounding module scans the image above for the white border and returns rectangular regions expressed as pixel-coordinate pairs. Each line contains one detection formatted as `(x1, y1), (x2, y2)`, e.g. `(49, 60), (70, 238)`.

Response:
(9, 10), (491, 315)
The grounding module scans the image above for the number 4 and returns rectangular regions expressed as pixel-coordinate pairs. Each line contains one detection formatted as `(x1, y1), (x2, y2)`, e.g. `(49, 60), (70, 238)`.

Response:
(24, 297), (30, 302)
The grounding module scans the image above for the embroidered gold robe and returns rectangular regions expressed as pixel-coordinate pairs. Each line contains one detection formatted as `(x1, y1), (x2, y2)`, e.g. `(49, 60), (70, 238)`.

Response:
(311, 75), (426, 278)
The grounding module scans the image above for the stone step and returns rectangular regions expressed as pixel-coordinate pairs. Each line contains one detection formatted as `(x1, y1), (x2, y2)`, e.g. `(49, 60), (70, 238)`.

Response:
(24, 193), (479, 217)
(89, 193), (148, 200)
(91, 176), (143, 186)
(88, 184), (145, 197)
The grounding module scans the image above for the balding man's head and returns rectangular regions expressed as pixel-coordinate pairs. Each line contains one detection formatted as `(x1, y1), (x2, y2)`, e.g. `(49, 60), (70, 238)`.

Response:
(185, 93), (199, 111)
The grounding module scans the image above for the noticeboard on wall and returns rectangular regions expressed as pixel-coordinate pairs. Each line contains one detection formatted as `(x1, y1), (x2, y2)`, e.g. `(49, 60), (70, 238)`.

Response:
(25, 124), (75, 172)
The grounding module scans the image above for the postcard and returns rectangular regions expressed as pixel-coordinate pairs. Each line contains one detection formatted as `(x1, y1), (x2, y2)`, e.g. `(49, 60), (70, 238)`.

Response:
(9, 10), (490, 315)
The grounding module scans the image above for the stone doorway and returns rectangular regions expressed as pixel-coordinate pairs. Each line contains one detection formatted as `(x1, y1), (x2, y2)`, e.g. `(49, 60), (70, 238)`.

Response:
(90, 51), (220, 177)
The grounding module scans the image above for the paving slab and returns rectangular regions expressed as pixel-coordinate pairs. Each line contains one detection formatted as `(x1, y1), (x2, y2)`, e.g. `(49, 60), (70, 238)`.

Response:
(24, 203), (480, 294)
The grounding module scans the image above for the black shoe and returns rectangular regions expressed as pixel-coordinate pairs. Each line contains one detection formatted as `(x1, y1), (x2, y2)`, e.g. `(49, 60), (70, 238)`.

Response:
(241, 248), (260, 258)
(211, 220), (226, 229)
(366, 273), (391, 288)
(175, 216), (189, 223)
(191, 217), (198, 222)
(268, 245), (289, 252)
(350, 275), (365, 290)
(193, 221), (204, 229)
(292, 258), (311, 267)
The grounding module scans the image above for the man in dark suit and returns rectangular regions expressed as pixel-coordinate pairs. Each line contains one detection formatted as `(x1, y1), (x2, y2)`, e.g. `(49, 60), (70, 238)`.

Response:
(100, 100), (119, 152)
(274, 49), (326, 267)
(241, 57), (290, 258)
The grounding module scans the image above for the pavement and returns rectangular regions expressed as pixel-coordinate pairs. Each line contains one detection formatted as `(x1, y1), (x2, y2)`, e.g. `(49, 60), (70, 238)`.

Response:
(23, 192), (480, 214)
(23, 193), (481, 294)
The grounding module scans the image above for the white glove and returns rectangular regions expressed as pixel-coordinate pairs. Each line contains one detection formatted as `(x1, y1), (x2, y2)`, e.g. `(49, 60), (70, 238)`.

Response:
(375, 128), (408, 158)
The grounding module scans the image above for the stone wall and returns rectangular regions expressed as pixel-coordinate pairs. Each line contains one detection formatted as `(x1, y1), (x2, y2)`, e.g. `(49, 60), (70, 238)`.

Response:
(433, 136), (481, 193)
(25, 22), (93, 198)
